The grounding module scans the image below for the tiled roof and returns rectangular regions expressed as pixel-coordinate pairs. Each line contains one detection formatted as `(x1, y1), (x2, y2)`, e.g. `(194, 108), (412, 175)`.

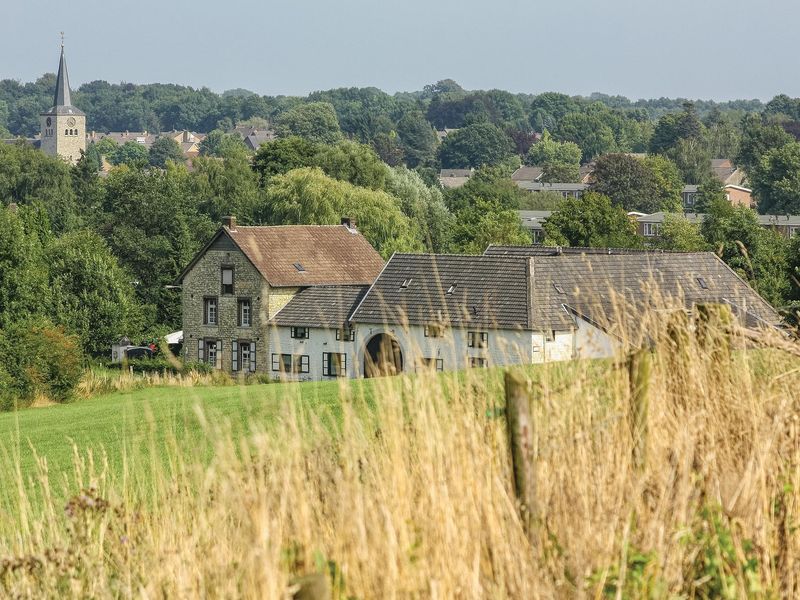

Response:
(351, 254), (533, 330)
(226, 225), (385, 287)
(487, 247), (780, 333)
(511, 166), (544, 182)
(517, 182), (589, 192)
(271, 285), (369, 328)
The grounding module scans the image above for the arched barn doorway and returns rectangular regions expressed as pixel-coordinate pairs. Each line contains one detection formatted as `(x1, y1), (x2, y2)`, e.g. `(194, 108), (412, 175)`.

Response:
(364, 333), (404, 377)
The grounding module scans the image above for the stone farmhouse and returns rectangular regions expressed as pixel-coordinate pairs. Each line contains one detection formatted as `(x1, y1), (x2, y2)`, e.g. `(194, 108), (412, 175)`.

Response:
(176, 217), (384, 374)
(178, 221), (780, 380)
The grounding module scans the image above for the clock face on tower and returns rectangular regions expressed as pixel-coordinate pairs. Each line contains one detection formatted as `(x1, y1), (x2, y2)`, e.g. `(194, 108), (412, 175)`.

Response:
(67, 117), (76, 127)
(46, 117), (52, 127)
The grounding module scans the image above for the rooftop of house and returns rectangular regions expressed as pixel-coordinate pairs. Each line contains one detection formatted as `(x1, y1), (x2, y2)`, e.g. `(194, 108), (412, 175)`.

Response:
(351, 254), (533, 330)
(517, 182), (590, 192)
(511, 166), (544, 182)
(487, 246), (780, 332)
(637, 212), (800, 226)
(271, 285), (369, 329)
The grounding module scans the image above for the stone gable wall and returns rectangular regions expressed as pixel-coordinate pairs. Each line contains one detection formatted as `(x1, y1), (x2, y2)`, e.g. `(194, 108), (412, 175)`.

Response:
(182, 245), (272, 373)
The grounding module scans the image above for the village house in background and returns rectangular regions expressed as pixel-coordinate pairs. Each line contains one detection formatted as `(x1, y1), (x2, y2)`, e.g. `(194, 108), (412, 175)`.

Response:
(438, 168), (473, 189)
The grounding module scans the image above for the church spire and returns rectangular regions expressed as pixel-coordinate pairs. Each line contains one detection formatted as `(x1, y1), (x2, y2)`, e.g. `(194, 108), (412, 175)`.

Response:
(53, 37), (72, 108)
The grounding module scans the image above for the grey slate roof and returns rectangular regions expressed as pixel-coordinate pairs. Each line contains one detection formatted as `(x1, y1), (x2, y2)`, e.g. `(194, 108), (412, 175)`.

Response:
(43, 47), (85, 117)
(517, 182), (589, 192)
(487, 246), (780, 334)
(351, 254), (533, 330)
(271, 285), (369, 329)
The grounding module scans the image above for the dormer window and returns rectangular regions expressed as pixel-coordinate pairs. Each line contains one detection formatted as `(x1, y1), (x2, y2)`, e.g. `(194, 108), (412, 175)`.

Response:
(697, 277), (708, 290)
(221, 267), (234, 295)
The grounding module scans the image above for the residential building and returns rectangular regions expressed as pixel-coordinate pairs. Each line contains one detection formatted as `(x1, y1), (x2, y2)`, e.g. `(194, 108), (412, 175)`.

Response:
(40, 43), (85, 165)
(636, 212), (800, 239)
(270, 246), (780, 379)
(511, 166), (544, 183)
(711, 159), (746, 187)
(438, 168), (473, 189)
(176, 217), (384, 375)
(518, 210), (551, 243)
(517, 182), (589, 198)
(231, 126), (277, 151)
(681, 184), (754, 210)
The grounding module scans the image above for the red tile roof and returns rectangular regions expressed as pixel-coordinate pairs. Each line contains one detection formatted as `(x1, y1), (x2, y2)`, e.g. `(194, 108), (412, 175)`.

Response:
(226, 225), (384, 287)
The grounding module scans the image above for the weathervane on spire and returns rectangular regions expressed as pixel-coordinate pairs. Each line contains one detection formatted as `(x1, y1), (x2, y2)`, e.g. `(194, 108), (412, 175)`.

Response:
(60, 31), (64, 49)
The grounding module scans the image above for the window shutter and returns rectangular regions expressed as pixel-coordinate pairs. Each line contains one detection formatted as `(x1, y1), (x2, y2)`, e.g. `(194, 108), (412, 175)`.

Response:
(272, 353), (279, 372)
(198, 339), (204, 362)
(217, 339), (222, 369)
(341, 354), (347, 375)
(250, 342), (256, 372)
(237, 302), (241, 327)
(232, 341), (239, 372)
(323, 353), (329, 376)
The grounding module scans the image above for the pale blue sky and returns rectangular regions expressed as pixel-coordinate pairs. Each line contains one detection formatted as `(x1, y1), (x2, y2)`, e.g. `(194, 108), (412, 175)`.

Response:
(2, 0), (796, 100)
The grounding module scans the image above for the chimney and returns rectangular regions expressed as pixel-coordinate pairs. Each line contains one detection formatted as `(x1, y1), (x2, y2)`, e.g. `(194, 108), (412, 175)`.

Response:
(341, 216), (356, 230)
(222, 216), (237, 230)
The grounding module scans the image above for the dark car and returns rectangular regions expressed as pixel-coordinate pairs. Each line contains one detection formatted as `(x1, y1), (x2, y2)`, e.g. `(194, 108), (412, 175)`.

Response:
(124, 346), (154, 360)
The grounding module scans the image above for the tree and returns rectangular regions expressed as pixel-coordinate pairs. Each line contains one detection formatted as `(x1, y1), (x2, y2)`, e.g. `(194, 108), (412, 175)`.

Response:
(148, 136), (184, 168)
(0, 142), (79, 233)
(100, 167), (214, 328)
(751, 141), (800, 214)
(554, 113), (615, 162)
(109, 141), (149, 167)
(189, 154), (261, 225)
(654, 214), (707, 251)
(45, 230), (143, 355)
(313, 140), (389, 190)
(700, 199), (790, 306)
(437, 122), (514, 168)
(450, 200), (531, 254)
(642, 155), (683, 212)
(444, 166), (527, 214)
(529, 92), (581, 131)
(0, 206), (50, 330)
(649, 102), (704, 154)
(257, 168), (420, 257)
(736, 115), (793, 174)
(252, 137), (321, 183)
(543, 192), (641, 248)
(526, 130), (582, 166)
(666, 137), (712, 184)
(590, 153), (675, 213)
(396, 111), (437, 167)
(385, 167), (454, 252)
(541, 163), (580, 183)
(371, 132), (404, 167)
(199, 129), (248, 158)
(274, 102), (343, 144)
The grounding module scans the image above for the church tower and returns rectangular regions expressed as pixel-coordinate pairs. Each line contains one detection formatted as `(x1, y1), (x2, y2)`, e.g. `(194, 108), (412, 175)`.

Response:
(40, 40), (85, 165)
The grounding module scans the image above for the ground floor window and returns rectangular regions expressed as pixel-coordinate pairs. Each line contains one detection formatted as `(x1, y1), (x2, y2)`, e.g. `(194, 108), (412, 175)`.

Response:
(417, 357), (444, 372)
(232, 341), (257, 372)
(323, 352), (347, 377)
(469, 357), (488, 369)
(271, 353), (309, 374)
(199, 338), (221, 368)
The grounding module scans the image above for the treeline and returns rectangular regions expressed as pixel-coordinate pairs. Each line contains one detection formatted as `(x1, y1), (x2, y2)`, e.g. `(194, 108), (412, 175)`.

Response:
(0, 74), (774, 163)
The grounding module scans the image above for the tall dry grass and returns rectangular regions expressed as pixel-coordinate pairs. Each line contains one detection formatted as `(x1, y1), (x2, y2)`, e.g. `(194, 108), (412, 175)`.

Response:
(1, 307), (799, 598)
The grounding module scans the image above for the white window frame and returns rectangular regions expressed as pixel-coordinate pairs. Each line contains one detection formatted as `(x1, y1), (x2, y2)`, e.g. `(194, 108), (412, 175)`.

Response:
(323, 352), (347, 377)
(204, 297), (218, 325)
(467, 331), (489, 349)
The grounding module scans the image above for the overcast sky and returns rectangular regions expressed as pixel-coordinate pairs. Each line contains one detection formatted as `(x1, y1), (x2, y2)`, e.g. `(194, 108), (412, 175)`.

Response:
(2, 0), (796, 101)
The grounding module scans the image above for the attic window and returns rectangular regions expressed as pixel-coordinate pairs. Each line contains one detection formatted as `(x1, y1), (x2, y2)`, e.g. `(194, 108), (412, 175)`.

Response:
(293, 262), (305, 272)
(697, 277), (708, 290)
(553, 283), (566, 294)
(446, 283), (457, 295)
(400, 278), (412, 289)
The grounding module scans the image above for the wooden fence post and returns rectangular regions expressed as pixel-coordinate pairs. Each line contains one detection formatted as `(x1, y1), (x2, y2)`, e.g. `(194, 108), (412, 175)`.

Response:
(627, 349), (651, 471)
(504, 369), (536, 543)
